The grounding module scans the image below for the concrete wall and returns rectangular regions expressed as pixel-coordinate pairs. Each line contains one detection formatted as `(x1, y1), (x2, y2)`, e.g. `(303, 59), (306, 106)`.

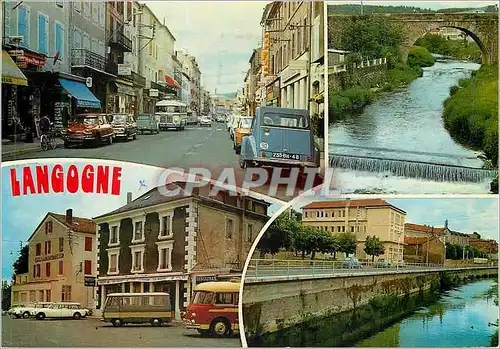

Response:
(242, 267), (497, 336)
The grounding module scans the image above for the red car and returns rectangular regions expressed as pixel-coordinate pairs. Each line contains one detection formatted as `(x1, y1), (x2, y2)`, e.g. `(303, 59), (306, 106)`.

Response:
(63, 114), (114, 148)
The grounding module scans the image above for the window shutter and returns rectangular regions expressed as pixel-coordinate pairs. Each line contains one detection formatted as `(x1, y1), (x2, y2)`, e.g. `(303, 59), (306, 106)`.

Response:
(56, 23), (64, 59)
(18, 7), (27, 47)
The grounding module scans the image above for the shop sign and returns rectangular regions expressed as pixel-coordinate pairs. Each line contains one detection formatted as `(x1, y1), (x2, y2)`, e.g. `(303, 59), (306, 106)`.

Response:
(118, 63), (132, 76)
(98, 274), (187, 285)
(86, 77), (92, 88)
(266, 85), (274, 101)
(149, 89), (159, 97)
(84, 276), (96, 287)
(196, 276), (217, 283)
(8, 50), (24, 57)
(35, 253), (63, 263)
(16, 52), (46, 67)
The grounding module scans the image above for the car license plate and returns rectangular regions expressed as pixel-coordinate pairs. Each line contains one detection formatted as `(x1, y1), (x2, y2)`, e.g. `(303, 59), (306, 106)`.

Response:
(272, 152), (300, 160)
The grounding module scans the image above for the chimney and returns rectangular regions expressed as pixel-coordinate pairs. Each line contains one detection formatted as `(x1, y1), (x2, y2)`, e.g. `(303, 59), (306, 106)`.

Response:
(66, 209), (73, 225)
(127, 192), (132, 204)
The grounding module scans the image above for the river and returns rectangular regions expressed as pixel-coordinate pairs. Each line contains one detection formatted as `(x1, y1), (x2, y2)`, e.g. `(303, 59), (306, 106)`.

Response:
(356, 279), (499, 347)
(328, 59), (493, 194)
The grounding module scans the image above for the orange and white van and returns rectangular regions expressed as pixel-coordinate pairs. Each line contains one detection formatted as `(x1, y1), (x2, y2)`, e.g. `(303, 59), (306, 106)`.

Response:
(182, 281), (239, 337)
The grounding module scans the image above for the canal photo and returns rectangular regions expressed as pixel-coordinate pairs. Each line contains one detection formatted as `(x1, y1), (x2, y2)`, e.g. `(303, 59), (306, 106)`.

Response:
(327, 1), (498, 194)
(240, 194), (499, 347)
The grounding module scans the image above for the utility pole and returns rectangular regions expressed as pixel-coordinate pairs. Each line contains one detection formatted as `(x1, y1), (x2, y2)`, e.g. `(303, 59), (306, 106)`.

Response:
(360, 0), (364, 15)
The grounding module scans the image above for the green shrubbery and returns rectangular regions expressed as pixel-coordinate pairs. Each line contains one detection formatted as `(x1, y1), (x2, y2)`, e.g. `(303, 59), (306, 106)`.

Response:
(329, 87), (376, 118)
(415, 34), (482, 62)
(408, 46), (436, 68)
(443, 65), (499, 167)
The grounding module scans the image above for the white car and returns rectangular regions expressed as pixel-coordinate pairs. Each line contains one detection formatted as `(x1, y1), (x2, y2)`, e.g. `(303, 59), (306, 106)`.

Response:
(199, 116), (212, 127)
(11, 302), (53, 319)
(32, 302), (89, 320)
(229, 117), (241, 140)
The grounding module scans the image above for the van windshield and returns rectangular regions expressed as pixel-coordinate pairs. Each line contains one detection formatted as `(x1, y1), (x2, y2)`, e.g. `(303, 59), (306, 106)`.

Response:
(192, 291), (215, 304)
(262, 112), (309, 129)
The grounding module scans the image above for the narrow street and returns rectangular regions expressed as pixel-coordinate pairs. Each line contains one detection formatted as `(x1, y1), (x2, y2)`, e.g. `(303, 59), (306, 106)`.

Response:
(1, 315), (239, 347)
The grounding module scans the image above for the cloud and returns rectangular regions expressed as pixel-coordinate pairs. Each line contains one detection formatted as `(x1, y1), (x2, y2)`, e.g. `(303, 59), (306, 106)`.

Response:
(145, 1), (266, 94)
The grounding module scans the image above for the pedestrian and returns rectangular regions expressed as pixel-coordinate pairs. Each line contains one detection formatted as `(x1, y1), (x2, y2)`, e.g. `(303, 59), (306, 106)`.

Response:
(62, 105), (70, 127)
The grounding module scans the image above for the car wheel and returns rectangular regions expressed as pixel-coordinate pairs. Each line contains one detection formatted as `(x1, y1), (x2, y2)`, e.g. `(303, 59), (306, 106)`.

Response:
(22, 311), (30, 319)
(235, 146), (241, 155)
(108, 135), (113, 145)
(36, 313), (45, 320)
(210, 318), (231, 337)
(112, 319), (123, 327)
(63, 140), (70, 148)
(73, 312), (81, 320)
(133, 133), (137, 140)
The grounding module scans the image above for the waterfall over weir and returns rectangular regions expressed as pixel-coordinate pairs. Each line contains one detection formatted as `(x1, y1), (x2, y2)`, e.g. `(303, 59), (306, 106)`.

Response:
(329, 154), (495, 183)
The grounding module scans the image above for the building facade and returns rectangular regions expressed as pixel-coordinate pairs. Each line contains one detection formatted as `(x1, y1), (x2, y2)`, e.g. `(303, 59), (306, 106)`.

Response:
(176, 51), (202, 116)
(302, 199), (407, 263)
(404, 236), (445, 264)
(94, 182), (269, 319)
(11, 210), (97, 309)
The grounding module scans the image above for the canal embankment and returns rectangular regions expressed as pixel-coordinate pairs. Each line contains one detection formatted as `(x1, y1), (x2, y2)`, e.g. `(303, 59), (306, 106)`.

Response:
(242, 267), (497, 347)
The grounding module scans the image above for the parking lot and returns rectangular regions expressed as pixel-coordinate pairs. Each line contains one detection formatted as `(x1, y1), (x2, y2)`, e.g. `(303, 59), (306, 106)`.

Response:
(1, 315), (240, 347)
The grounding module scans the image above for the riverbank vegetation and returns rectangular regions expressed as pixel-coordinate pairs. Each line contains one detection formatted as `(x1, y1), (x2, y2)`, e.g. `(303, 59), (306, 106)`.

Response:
(445, 242), (488, 259)
(442, 65), (498, 168)
(408, 46), (436, 68)
(415, 34), (482, 62)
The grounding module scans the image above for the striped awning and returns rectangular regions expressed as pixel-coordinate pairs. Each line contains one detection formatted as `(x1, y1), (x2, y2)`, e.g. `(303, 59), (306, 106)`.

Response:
(2, 50), (28, 86)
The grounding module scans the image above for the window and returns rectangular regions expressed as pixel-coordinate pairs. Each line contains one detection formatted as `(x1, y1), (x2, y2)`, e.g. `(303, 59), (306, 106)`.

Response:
(156, 240), (173, 272)
(110, 254), (117, 273)
(109, 225), (119, 245)
(4, 1), (10, 37)
(91, 37), (98, 54)
(225, 218), (234, 239)
(131, 244), (145, 273)
(303, 18), (308, 49)
(342, 226), (345, 232)
(35, 264), (41, 278)
(133, 221), (144, 241)
(99, 2), (105, 28)
(91, 2), (98, 25)
(159, 214), (172, 237)
(351, 226), (355, 233)
(193, 291), (215, 305)
(17, 5), (30, 49)
(85, 236), (92, 251)
(83, 1), (90, 18)
(55, 22), (64, 60)
(59, 238), (64, 252)
(45, 221), (53, 234)
(73, 28), (82, 49)
(37, 13), (49, 55)
(36, 243), (41, 256)
(215, 292), (236, 305)
(46, 290), (51, 302)
(30, 291), (36, 302)
(246, 224), (254, 242)
(82, 32), (90, 50)
(61, 285), (71, 301)
(262, 112), (309, 129)
(134, 251), (141, 270)
(44, 241), (51, 255)
(45, 262), (51, 277)
(84, 260), (92, 275)
(58, 260), (63, 275)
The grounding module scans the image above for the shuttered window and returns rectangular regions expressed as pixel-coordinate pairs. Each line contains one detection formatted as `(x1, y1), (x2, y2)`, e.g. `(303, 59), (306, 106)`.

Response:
(55, 22), (64, 59)
(18, 6), (30, 48)
(38, 13), (49, 54)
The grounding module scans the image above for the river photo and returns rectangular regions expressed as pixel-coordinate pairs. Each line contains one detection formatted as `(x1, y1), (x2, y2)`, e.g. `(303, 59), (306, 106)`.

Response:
(356, 279), (499, 347)
(329, 59), (494, 194)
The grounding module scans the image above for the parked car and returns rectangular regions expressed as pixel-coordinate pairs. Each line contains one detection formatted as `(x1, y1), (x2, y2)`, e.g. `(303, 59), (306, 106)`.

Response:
(239, 107), (320, 169)
(137, 114), (159, 134)
(233, 117), (253, 154)
(11, 302), (53, 319)
(375, 259), (392, 268)
(229, 116), (242, 140)
(226, 115), (234, 132)
(63, 114), (114, 148)
(199, 116), (212, 127)
(108, 114), (138, 141)
(342, 257), (362, 269)
(215, 115), (226, 123)
(32, 302), (89, 320)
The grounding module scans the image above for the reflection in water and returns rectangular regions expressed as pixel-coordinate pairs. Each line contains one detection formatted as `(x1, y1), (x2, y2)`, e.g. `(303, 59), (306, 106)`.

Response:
(356, 280), (499, 347)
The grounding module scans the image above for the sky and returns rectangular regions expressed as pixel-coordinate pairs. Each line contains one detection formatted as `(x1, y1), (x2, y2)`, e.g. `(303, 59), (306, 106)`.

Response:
(1, 159), (283, 281)
(291, 196), (499, 241)
(327, 0), (497, 9)
(145, 1), (267, 95)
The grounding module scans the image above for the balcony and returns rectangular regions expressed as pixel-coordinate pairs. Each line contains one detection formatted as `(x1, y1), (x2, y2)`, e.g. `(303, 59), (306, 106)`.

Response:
(108, 29), (132, 53)
(71, 49), (116, 76)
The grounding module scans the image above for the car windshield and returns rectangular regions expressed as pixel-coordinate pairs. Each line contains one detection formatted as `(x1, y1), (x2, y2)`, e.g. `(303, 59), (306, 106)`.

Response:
(137, 115), (150, 120)
(262, 112), (309, 129)
(192, 291), (215, 304)
(156, 106), (178, 113)
(240, 118), (253, 128)
(111, 115), (127, 123)
(74, 117), (98, 125)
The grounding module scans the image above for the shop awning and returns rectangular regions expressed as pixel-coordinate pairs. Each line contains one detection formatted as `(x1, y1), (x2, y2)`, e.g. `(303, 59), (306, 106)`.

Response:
(58, 78), (101, 108)
(115, 81), (136, 96)
(165, 74), (180, 88)
(2, 50), (28, 86)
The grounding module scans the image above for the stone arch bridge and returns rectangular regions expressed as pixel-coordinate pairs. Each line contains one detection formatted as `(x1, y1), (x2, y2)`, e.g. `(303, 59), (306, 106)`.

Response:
(378, 13), (498, 65)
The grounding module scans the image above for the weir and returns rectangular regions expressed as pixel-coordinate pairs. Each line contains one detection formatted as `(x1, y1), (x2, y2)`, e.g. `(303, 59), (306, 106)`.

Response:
(329, 153), (495, 183)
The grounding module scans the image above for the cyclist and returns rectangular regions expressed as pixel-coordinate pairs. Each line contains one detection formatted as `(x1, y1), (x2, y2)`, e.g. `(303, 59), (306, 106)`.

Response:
(39, 114), (52, 136)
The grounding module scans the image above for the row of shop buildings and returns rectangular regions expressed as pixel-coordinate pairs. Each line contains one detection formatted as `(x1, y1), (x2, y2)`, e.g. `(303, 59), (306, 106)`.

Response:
(10, 182), (271, 318)
(241, 1), (325, 120)
(1, 0), (210, 141)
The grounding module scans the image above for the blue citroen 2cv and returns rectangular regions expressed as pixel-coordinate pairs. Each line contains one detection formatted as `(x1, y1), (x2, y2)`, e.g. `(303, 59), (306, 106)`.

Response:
(239, 106), (320, 169)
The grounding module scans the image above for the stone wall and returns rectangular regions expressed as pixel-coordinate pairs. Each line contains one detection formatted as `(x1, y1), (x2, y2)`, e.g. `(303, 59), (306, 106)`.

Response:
(329, 65), (387, 92)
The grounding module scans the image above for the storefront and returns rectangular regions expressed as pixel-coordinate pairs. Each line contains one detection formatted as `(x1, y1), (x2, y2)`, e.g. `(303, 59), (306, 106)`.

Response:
(265, 76), (280, 107)
(109, 79), (137, 115)
(280, 54), (309, 111)
(143, 88), (159, 114)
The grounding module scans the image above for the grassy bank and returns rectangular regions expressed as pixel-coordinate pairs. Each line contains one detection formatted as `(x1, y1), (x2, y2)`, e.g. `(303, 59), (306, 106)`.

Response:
(442, 65), (498, 167)
(416, 34), (482, 62)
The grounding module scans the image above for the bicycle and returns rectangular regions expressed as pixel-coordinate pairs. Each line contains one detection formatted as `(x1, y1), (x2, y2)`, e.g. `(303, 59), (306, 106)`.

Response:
(40, 128), (57, 151)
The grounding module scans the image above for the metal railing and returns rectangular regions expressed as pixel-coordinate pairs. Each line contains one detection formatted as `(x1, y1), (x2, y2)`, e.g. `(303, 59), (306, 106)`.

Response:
(108, 29), (132, 52)
(329, 57), (388, 74)
(245, 258), (495, 279)
(71, 49), (117, 75)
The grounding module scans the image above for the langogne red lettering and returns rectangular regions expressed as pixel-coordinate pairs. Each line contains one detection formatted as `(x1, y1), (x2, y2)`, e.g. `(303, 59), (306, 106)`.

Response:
(10, 165), (122, 197)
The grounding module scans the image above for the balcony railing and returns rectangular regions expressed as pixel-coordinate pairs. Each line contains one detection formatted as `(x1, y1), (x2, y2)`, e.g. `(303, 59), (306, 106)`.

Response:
(71, 49), (117, 76)
(109, 29), (132, 52)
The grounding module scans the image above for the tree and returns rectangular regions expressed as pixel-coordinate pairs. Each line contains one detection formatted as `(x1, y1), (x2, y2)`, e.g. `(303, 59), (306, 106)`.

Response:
(1, 282), (11, 310)
(364, 235), (385, 261)
(337, 232), (358, 257)
(257, 213), (300, 257)
(13, 245), (29, 275)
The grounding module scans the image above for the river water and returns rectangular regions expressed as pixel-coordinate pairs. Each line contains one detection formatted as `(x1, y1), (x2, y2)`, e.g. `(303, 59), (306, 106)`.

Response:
(329, 59), (494, 194)
(356, 279), (499, 347)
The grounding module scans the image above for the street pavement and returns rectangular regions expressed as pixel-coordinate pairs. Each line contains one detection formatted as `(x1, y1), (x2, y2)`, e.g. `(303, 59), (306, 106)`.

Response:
(1, 315), (240, 347)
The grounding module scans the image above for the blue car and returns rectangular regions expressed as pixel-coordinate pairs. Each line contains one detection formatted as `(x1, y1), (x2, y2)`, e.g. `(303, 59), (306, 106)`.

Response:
(239, 106), (320, 169)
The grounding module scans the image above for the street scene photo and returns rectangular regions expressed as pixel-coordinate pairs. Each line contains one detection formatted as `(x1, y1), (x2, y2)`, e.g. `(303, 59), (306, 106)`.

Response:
(1, 159), (284, 347)
(1, 0), (325, 201)
(241, 195), (499, 347)
(327, 1), (498, 194)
